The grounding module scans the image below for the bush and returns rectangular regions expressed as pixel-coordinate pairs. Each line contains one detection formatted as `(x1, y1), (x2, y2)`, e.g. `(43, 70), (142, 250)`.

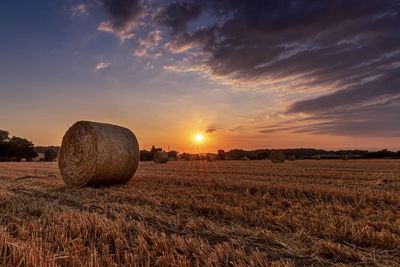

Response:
(44, 149), (58, 162)
(167, 150), (178, 159)
(0, 131), (37, 161)
(140, 150), (153, 161)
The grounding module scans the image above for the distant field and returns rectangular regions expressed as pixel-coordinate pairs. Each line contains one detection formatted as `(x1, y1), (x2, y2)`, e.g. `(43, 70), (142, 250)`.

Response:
(0, 160), (399, 266)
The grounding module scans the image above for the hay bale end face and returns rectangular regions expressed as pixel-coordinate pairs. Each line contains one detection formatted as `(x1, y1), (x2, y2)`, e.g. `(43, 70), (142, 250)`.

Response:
(270, 150), (285, 163)
(153, 151), (168, 163)
(58, 121), (140, 187)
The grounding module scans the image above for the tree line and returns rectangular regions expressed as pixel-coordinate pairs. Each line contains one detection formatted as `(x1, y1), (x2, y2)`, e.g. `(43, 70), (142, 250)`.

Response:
(140, 147), (400, 161)
(1, 128), (399, 162)
(0, 130), (57, 162)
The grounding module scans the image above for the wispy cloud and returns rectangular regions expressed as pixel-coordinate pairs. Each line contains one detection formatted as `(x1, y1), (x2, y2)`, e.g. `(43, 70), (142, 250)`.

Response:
(96, 0), (143, 42)
(205, 128), (217, 133)
(257, 95), (400, 137)
(95, 62), (109, 70)
(133, 30), (162, 57)
(98, 21), (135, 42)
(71, 4), (88, 17)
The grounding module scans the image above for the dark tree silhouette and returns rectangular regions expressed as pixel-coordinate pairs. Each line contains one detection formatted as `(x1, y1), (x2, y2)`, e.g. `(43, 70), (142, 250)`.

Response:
(8, 137), (37, 161)
(217, 149), (226, 160)
(179, 153), (191, 161)
(44, 149), (58, 162)
(140, 150), (153, 161)
(0, 130), (9, 142)
(0, 130), (38, 161)
(167, 150), (178, 159)
(0, 130), (10, 158)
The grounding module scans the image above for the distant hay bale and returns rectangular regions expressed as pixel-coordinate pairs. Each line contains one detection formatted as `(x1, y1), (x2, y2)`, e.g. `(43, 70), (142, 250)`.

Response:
(58, 121), (139, 187)
(287, 155), (296, 161)
(270, 151), (285, 163)
(315, 155), (321, 160)
(341, 154), (349, 161)
(153, 151), (168, 163)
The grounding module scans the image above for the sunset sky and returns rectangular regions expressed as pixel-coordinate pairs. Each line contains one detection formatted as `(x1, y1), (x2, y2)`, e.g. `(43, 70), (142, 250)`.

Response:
(1, 0), (400, 152)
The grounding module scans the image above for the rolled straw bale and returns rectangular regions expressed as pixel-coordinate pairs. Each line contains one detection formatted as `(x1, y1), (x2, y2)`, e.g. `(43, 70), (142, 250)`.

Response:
(270, 150), (285, 163)
(287, 155), (296, 161)
(58, 121), (139, 187)
(153, 151), (168, 163)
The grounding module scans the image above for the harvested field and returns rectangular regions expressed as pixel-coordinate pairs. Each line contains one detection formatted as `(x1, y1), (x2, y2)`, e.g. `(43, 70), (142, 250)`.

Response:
(0, 160), (399, 266)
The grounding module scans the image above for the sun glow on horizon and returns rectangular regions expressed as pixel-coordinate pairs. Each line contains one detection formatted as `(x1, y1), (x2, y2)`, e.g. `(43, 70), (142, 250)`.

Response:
(195, 133), (204, 143)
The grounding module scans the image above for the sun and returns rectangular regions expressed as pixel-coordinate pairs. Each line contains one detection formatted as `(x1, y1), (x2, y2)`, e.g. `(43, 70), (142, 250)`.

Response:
(195, 133), (204, 143)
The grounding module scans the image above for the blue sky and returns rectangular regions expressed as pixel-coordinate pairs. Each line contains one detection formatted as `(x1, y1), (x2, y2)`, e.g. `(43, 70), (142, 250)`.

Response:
(1, 0), (400, 152)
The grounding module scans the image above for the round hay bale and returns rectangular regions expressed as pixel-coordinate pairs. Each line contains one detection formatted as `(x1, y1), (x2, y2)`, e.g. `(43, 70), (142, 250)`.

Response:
(58, 121), (139, 187)
(341, 154), (349, 161)
(287, 155), (296, 161)
(270, 151), (285, 163)
(153, 151), (168, 163)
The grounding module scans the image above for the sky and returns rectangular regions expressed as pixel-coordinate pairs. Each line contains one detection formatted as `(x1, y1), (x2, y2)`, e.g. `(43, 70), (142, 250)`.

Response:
(0, 0), (400, 152)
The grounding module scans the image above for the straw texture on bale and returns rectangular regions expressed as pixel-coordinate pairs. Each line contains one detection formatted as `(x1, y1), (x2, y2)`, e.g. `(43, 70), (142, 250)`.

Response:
(58, 121), (140, 187)
(270, 151), (285, 163)
(153, 151), (168, 163)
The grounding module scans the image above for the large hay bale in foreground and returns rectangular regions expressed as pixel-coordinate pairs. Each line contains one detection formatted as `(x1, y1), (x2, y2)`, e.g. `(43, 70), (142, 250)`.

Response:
(58, 121), (139, 187)
(153, 151), (168, 163)
(270, 151), (285, 163)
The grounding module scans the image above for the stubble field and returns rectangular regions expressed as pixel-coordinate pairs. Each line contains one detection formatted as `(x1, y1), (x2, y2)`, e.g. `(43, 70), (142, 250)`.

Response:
(0, 160), (399, 266)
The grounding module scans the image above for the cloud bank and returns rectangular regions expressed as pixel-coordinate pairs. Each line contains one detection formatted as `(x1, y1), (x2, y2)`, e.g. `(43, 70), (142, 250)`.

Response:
(95, 0), (400, 137)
